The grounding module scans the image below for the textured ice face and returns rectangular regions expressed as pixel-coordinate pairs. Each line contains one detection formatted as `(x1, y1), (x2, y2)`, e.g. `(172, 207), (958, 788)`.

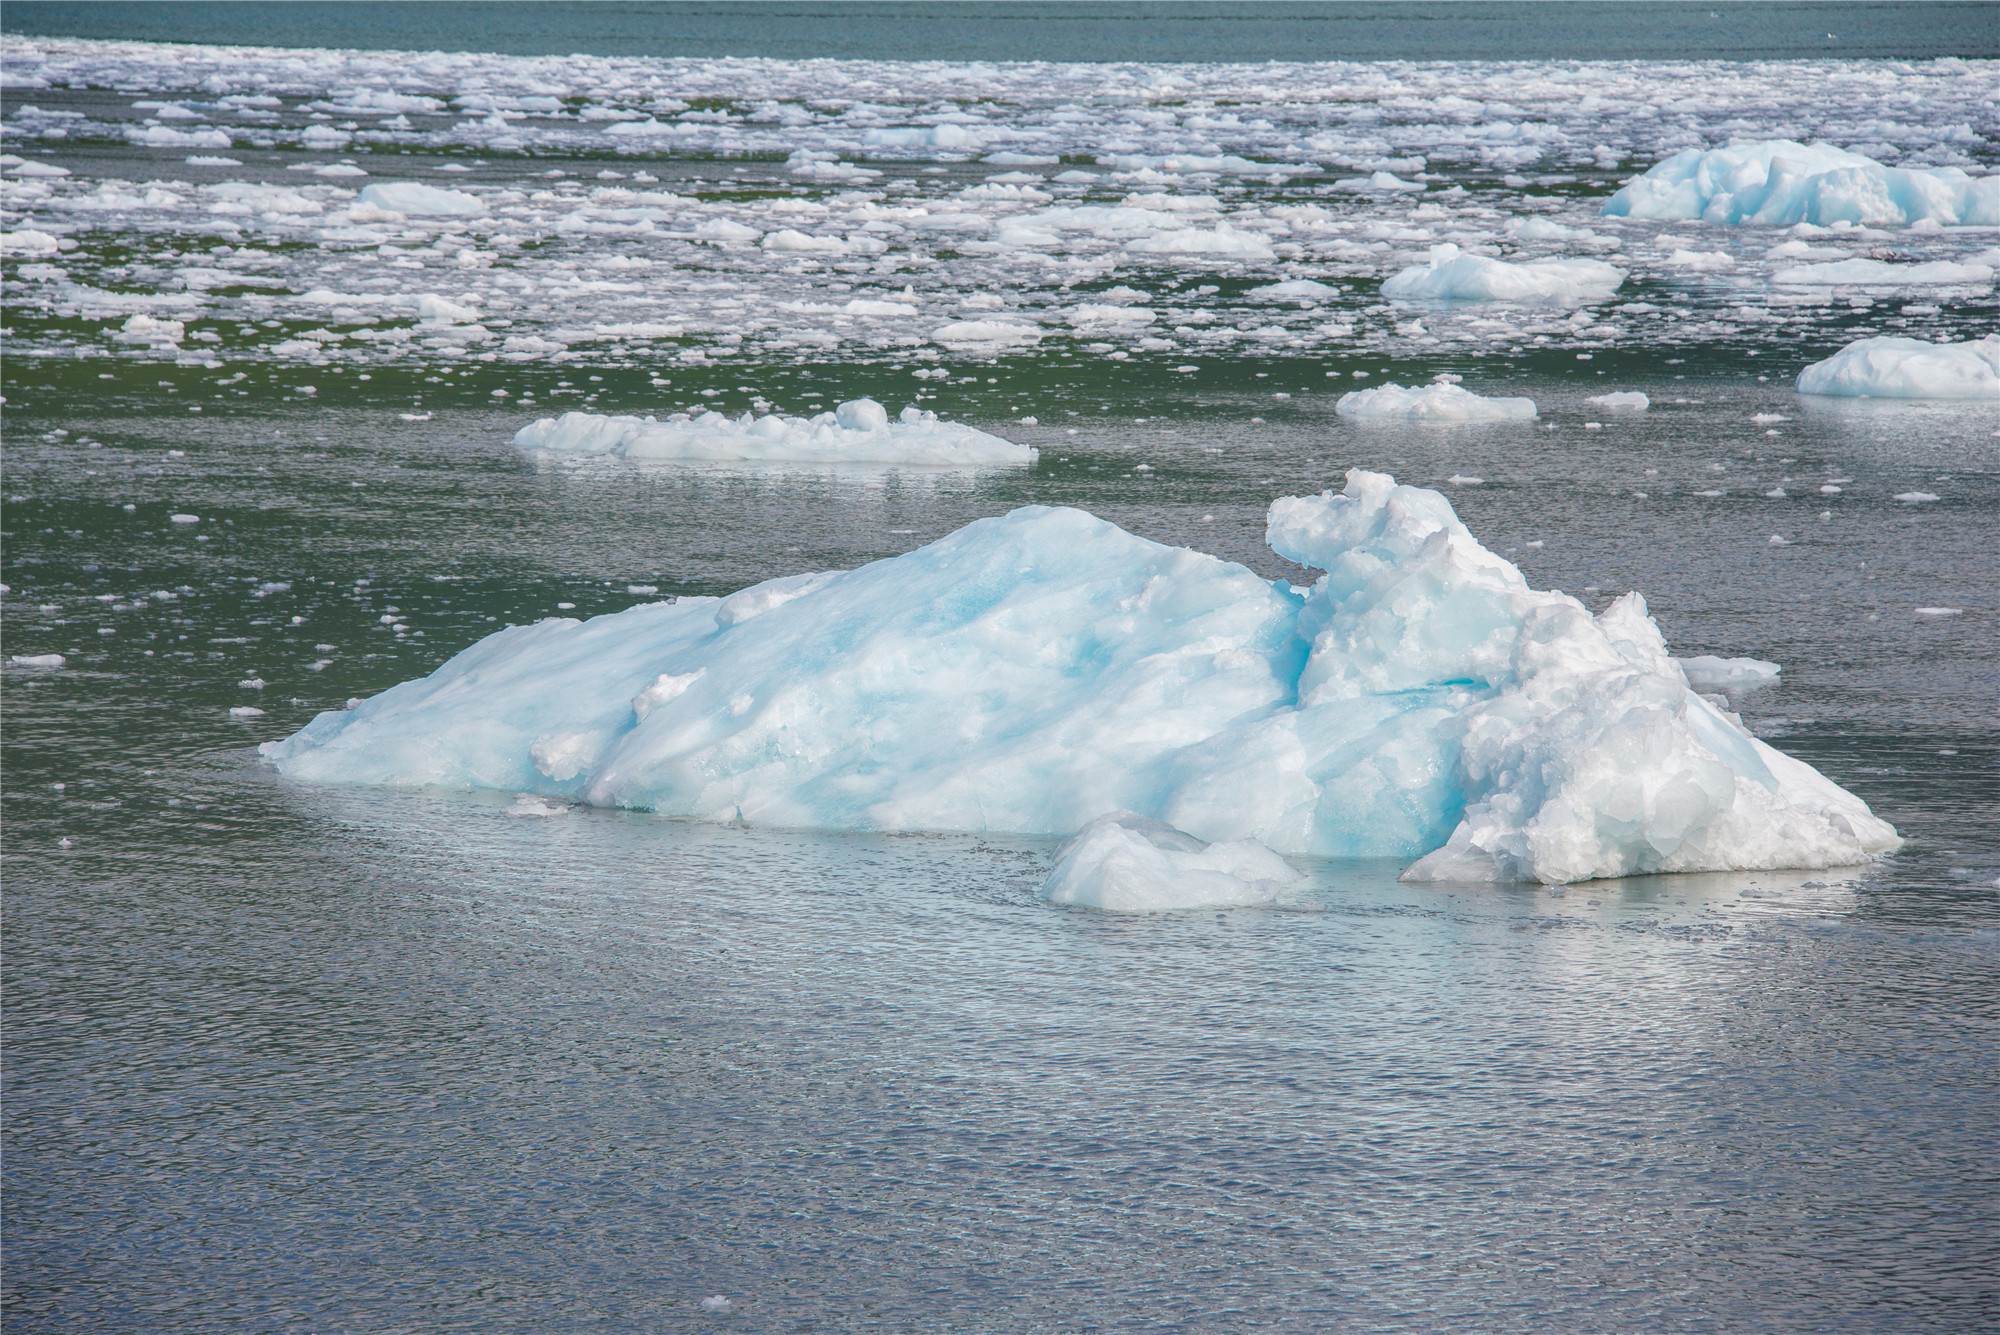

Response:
(513, 398), (1036, 465)
(263, 470), (1901, 885)
(1795, 335), (2000, 400)
(1603, 139), (2000, 228)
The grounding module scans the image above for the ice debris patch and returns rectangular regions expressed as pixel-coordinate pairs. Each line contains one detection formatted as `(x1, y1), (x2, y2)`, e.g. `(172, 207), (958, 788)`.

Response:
(1337, 381), (1537, 422)
(1603, 140), (2000, 229)
(1796, 335), (2000, 400)
(264, 471), (1899, 885)
(1382, 244), (1624, 303)
(514, 398), (1036, 466)
(1041, 813), (1303, 914)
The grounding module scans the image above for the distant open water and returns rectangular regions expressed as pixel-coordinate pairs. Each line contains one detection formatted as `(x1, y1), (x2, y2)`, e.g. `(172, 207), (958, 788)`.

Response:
(3, 8), (1998, 1333)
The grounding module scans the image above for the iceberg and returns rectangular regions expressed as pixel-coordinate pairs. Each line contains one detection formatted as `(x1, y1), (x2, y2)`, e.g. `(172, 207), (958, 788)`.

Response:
(1336, 382), (1537, 422)
(1382, 244), (1624, 303)
(1796, 335), (2000, 400)
(1602, 140), (2000, 228)
(514, 398), (1037, 465)
(1041, 813), (1303, 913)
(264, 471), (1898, 885)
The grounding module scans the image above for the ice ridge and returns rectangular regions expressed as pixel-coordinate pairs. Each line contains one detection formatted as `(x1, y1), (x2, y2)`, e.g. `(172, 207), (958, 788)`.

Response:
(262, 471), (1900, 885)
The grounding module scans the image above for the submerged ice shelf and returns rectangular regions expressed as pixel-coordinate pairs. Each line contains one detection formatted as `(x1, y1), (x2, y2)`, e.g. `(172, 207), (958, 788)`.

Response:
(263, 471), (1899, 887)
(514, 398), (1035, 465)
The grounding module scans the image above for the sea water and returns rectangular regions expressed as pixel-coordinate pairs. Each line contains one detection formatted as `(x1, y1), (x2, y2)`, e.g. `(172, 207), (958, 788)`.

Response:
(4, 15), (1997, 1332)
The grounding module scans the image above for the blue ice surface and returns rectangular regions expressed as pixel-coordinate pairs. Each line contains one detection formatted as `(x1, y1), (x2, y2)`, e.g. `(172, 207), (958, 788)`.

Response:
(264, 471), (1900, 885)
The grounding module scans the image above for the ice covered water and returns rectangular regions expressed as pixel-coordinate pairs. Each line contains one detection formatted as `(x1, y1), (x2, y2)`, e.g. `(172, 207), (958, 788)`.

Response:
(4, 21), (1998, 1335)
(1, 41), (1995, 390)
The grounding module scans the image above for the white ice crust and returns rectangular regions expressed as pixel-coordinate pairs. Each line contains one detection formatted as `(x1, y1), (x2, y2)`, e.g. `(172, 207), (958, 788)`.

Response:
(1040, 812), (1303, 913)
(1603, 139), (2000, 228)
(1795, 335), (2000, 400)
(263, 470), (1899, 885)
(1382, 243), (1624, 303)
(514, 398), (1037, 465)
(1336, 382), (1537, 422)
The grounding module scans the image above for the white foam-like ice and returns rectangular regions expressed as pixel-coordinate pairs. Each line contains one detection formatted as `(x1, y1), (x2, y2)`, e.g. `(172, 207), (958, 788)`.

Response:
(1336, 381), (1537, 421)
(1773, 258), (1995, 286)
(1382, 244), (1624, 303)
(1603, 139), (2000, 228)
(1040, 812), (1302, 913)
(263, 470), (1898, 885)
(513, 397), (1036, 465)
(1796, 335), (2000, 399)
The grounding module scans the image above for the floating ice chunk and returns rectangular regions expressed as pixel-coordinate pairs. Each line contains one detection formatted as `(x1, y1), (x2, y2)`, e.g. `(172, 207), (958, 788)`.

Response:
(5, 160), (68, 178)
(1774, 258), (1994, 286)
(1382, 244), (1623, 303)
(230, 706), (266, 718)
(1914, 607), (1962, 617)
(930, 320), (1043, 348)
(1586, 391), (1650, 410)
(264, 471), (1898, 884)
(1124, 222), (1276, 260)
(416, 294), (481, 326)
(1247, 279), (1340, 300)
(514, 400), (1036, 466)
(1040, 812), (1301, 913)
(1603, 140), (2000, 228)
(1333, 171), (1423, 193)
(760, 228), (848, 253)
(1067, 304), (1156, 328)
(1677, 656), (1781, 690)
(10, 653), (64, 668)
(1795, 335), (2000, 399)
(356, 182), (485, 215)
(0, 229), (61, 255)
(116, 313), (184, 344)
(169, 513), (200, 524)
(1336, 382), (1537, 422)
(1894, 492), (1940, 503)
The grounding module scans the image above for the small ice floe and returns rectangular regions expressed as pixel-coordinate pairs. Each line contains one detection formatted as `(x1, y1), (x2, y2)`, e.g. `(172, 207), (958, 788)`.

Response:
(1677, 655), (1780, 690)
(170, 513), (199, 525)
(516, 399), (1035, 466)
(1894, 492), (1940, 504)
(1797, 336), (1999, 400)
(355, 182), (484, 215)
(1446, 474), (1485, 486)
(1382, 243), (1624, 302)
(506, 793), (569, 817)
(1587, 391), (1649, 410)
(229, 706), (266, 718)
(10, 653), (64, 668)
(699, 1295), (734, 1313)
(1041, 812), (1302, 913)
(1336, 381), (1536, 422)
(1914, 607), (1963, 617)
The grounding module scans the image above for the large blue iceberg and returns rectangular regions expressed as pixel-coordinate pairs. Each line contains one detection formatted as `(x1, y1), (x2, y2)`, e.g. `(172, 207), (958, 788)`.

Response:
(1603, 139), (1999, 228)
(263, 472), (1899, 884)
